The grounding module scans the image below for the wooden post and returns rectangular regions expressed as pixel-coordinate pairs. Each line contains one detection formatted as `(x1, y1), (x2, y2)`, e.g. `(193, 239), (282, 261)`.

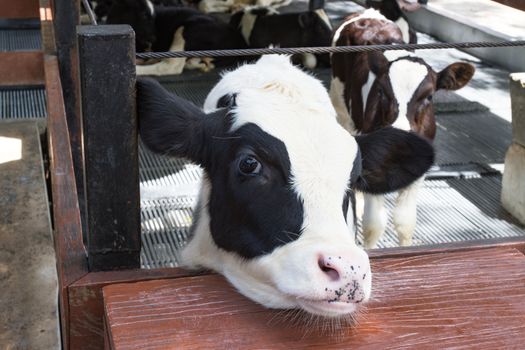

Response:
(77, 25), (140, 271)
(53, 0), (87, 244)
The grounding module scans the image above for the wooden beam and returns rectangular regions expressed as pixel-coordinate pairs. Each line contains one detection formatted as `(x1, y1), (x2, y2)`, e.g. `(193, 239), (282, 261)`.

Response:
(68, 268), (202, 350)
(103, 248), (525, 349)
(0, 0), (39, 18)
(77, 25), (140, 271)
(53, 0), (85, 243)
(0, 51), (44, 86)
(45, 54), (89, 350)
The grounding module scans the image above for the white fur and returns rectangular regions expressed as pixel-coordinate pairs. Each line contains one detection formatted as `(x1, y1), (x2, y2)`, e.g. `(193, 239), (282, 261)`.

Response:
(389, 58), (428, 131)
(395, 17), (410, 43)
(362, 194), (387, 249)
(392, 177), (424, 246)
(329, 77), (357, 134)
(315, 9), (332, 30)
(185, 56), (371, 317)
(301, 53), (317, 70)
(146, 0), (155, 16)
(361, 71), (376, 116)
(239, 10), (259, 45)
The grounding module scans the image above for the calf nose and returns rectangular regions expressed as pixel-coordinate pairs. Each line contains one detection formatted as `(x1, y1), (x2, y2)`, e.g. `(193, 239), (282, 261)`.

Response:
(317, 253), (371, 303)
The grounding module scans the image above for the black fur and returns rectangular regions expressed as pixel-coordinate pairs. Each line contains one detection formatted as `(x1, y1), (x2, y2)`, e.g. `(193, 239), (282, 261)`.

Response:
(353, 127), (434, 194)
(230, 9), (333, 67)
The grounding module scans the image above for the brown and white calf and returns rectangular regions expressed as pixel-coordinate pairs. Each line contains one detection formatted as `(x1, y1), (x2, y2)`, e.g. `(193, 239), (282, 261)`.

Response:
(330, 9), (475, 248)
(137, 55), (434, 317)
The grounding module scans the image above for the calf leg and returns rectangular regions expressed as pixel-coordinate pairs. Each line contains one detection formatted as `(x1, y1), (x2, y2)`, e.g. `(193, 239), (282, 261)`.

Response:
(136, 27), (186, 76)
(362, 194), (387, 249)
(392, 177), (424, 246)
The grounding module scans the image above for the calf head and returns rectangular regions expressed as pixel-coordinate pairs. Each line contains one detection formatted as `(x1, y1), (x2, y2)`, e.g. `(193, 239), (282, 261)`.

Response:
(364, 51), (475, 139)
(137, 55), (434, 317)
(106, 0), (156, 52)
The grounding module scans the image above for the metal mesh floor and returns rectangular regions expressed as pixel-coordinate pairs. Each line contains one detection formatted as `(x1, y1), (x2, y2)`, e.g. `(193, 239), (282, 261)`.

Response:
(0, 29), (41, 51)
(0, 87), (47, 119)
(139, 72), (523, 269)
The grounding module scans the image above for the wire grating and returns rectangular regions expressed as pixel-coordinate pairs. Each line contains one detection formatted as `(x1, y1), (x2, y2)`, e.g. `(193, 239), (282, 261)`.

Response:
(0, 29), (41, 51)
(139, 149), (525, 268)
(0, 87), (47, 119)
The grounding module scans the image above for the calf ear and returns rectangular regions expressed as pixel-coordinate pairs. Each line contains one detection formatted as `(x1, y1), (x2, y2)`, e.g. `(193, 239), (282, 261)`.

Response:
(137, 78), (210, 165)
(367, 51), (390, 77)
(437, 62), (475, 91)
(353, 127), (434, 194)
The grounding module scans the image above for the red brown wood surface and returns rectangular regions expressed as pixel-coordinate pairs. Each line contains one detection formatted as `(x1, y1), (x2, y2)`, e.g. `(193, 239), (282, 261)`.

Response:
(68, 268), (203, 350)
(0, 52), (44, 86)
(0, 0), (39, 18)
(104, 248), (525, 349)
(491, 0), (525, 11)
(45, 54), (89, 349)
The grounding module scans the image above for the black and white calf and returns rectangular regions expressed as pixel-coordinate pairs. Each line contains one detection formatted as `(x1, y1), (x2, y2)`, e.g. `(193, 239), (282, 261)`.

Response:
(137, 55), (435, 317)
(197, 0), (292, 14)
(229, 7), (333, 69)
(106, 0), (248, 75)
(331, 10), (475, 248)
(366, 0), (426, 43)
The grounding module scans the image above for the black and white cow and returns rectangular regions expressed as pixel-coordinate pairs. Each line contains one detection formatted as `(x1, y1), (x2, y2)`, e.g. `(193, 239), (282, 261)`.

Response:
(197, 0), (291, 14)
(229, 7), (333, 69)
(137, 55), (435, 317)
(330, 10), (475, 248)
(366, 0), (427, 43)
(106, 0), (248, 75)
(91, 0), (181, 22)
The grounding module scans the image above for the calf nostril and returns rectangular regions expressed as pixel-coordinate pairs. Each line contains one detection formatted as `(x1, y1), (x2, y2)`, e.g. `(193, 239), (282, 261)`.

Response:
(318, 257), (340, 281)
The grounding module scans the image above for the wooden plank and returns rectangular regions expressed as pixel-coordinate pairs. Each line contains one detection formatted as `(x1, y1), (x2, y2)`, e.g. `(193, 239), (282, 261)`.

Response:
(368, 236), (525, 259)
(68, 268), (201, 350)
(491, 0), (525, 11)
(77, 25), (140, 271)
(45, 54), (89, 350)
(0, 0), (39, 18)
(104, 248), (525, 349)
(0, 51), (44, 86)
(53, 0), (85, 244)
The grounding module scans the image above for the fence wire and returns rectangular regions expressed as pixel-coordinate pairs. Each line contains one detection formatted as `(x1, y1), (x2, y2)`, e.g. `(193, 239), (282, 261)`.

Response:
(136, 39), (525, 59)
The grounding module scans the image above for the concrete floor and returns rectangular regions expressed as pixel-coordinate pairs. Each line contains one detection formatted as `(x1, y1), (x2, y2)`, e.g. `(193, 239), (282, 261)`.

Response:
(0, 120), (60, 350)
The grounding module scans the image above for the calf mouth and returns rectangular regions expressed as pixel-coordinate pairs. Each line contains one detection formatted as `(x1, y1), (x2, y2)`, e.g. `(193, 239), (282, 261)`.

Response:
(296, 297), (366, 318)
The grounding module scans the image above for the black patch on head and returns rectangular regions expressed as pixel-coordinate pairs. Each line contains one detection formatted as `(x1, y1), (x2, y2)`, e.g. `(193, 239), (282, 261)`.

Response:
(216, 93), (237, 109)
(207, 123), (304, 259)
(343, 147), (361, 236)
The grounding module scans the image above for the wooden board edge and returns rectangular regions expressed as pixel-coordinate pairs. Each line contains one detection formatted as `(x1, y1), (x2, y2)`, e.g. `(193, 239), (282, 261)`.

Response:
(368, 236), (525, 259)
(45, 54), (89, 350)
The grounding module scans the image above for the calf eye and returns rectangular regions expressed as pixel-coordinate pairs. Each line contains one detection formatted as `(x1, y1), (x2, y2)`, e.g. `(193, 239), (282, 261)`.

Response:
(238, 156), (262, 175)
(427, 95), (433, 101)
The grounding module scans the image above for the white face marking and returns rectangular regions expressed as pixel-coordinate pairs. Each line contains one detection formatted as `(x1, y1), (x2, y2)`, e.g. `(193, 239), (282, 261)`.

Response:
(388, 58), (428, 131)
(314, 9), (332, 30)
(332, 9), (388, 46)
(361, 71), (376, 114)
(395, 17), (410, 43)
(330, 77), (357, 134)
(146, 0), (154, 16)
(196, 56), (371, 316)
